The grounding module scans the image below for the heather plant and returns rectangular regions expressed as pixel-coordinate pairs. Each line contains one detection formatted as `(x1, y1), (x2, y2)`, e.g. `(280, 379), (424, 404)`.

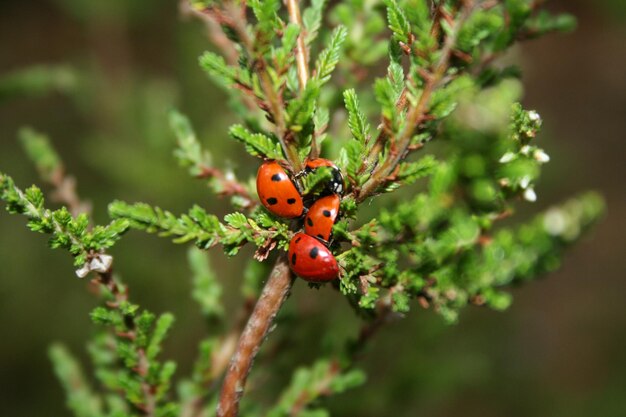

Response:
(0, 1), (605, 417)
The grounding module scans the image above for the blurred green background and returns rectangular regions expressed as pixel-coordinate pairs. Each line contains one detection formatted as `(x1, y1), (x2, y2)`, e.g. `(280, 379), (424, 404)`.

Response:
(0, 1), (624, 416)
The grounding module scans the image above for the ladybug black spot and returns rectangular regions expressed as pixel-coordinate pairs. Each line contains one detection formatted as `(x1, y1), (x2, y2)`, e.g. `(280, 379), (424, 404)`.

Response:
(323, 210), (331, 217)
(309, 247), (319, 259)
(291, 253), (297, 265)
(271, 173), (282, 182)
(266, 197), (278, 205)
(287, 198), (296, 204)
(295, 237), (301, 243)
(306, 217), (313, 227)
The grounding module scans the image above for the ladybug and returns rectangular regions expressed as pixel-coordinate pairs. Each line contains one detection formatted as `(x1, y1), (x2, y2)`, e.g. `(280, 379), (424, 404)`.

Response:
(304, 194), (340, 242)
(304, 158), (345, 195)
(288, 233), (339, 282)
(256, 161), (303, 218)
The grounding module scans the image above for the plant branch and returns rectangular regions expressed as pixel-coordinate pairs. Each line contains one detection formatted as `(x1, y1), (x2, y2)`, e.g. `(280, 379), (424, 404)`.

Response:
(286, 0), (309, 90)
(357, 1), (474, 202)
(350, 301), (394, 358)
(47, 169), (91, 217)
(285, 0), (319, 160)
(283, 298), (396, 414)
(92, 268), (160, 417)
(196, 165), (256, 210)
(180, 0), (258, 112)
(217, 254), (295, 417)
(201, 1), (303, 172)
(289, 360), (341, 416)
(182, 298), (255, 417)
(358, 2), (446, 182)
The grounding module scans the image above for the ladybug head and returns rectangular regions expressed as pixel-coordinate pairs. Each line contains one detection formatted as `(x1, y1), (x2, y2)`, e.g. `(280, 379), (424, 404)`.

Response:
(304, 158), (345, 196)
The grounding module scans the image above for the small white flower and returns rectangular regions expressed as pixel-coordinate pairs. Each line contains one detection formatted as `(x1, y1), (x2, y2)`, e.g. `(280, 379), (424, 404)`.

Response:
(528, 110), (541, 122)
(75, 253), (113, 278)
(75, 264), (90, 278)
(521, 145), (532, 155)
(499, 152), (515, 163)
(534, 149), (550, 163)
(523, 187), (537, 202)
(520, 176), (531, 189)
(90, 254), (113, 274)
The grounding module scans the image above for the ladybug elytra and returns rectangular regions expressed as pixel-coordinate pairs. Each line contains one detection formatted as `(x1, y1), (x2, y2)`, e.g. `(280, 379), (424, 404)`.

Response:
(256, 161), (303, 218)
(304, 158), (345, 196)
(304, 194), (340, 242)
(288, 233), (339, 282)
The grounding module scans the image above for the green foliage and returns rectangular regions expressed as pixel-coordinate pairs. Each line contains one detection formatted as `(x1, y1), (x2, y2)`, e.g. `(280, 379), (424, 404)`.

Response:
(199, 51), (239, 88)
(0, 1), (607, 416)
(108, 200), (223, 249)
(188, 247), (224, 319)
(108, 200), (290, 256)
(0, 173), (128, 267)
(49, 344), (104, 417)
(274, 24), (301, 70)
(229, 125), (285, 160)
(384, 0), (412, 44)
(303, 0), (326, 45)
(89, 298), (179, 416)
(343, 89), (371, 145)
(19, 128), (62, 182)
(250, 0), (282, 40)
(388, 155), (439, 190)
(267, 360), (366, 417)
(0, 65), (76, 102)
(286, 81), (321, 132)
(341, 187), (605, 322)
(313, 26), (348, 84)
(171, 110), (255, 210)
(170, 110), (211, 177)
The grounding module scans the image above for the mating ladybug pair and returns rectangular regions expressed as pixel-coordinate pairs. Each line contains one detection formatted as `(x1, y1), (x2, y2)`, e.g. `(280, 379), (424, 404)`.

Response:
(256, 158), (343, 282)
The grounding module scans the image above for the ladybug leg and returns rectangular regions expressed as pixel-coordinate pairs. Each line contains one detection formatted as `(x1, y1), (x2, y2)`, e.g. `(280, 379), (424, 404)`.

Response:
(293, 168), (309, 180)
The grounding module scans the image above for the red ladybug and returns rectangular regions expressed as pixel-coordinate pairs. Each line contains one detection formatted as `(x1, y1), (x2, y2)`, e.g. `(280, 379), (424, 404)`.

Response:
(256, 161), (303, 218)
(304, 194), (340, 242)
(304, 158), (345, 195)
(288, 233), (339, 282)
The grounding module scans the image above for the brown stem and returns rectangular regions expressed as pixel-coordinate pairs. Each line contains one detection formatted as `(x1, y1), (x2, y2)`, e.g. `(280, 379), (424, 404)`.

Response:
(285, 0), (319, 161)
(181, 299), (255, 417)
(197, 165), (256, 210)
(353, 307), (392, 354)
(286, 0), (309, 90)
(137, 349), (157, 417)
(217, 254), (295, 417)
(47, 168), (91, 217)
